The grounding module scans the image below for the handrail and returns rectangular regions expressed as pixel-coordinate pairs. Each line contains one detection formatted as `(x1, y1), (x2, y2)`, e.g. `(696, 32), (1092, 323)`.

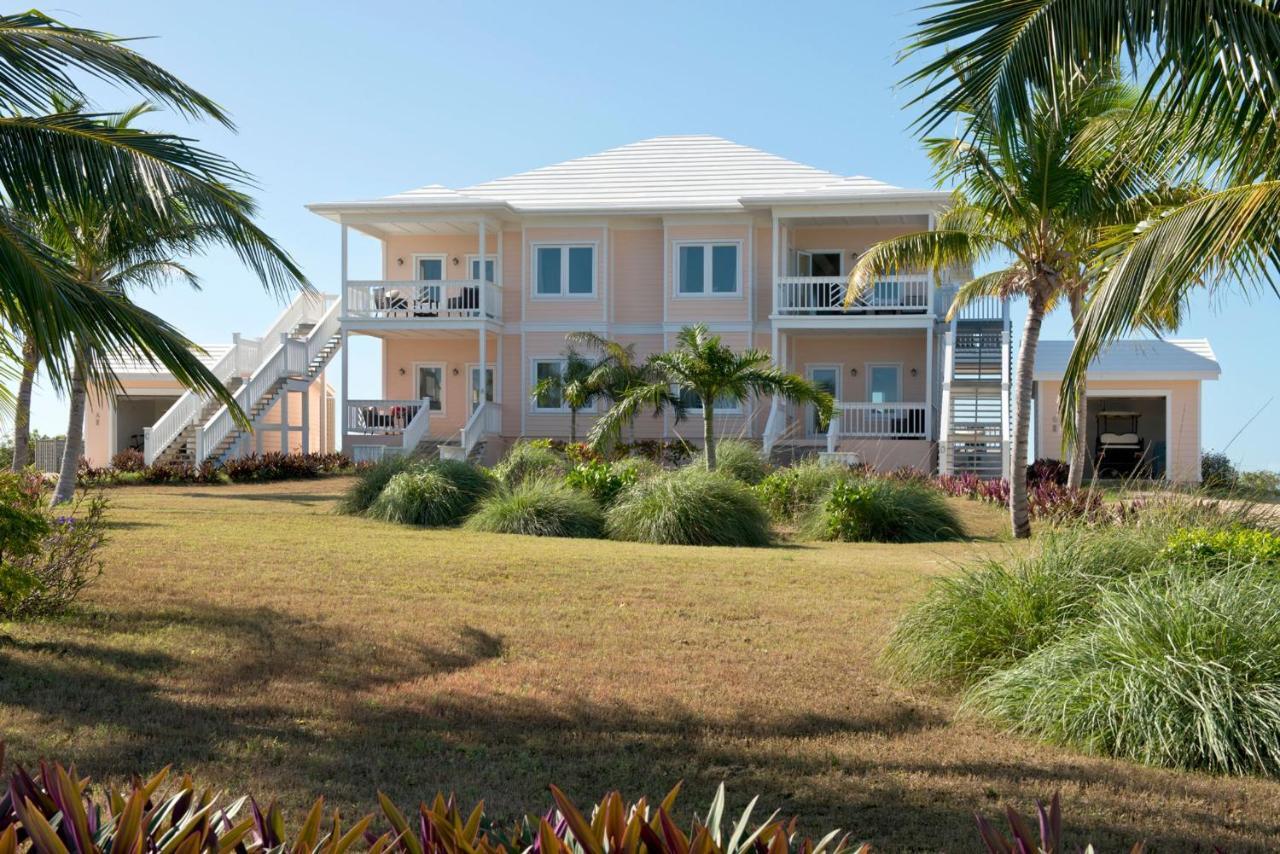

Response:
(762, 397), (784, 455)
(143, 345), (238, 465)
(400, 399), (433, 452)
(460, 401), (501, 456)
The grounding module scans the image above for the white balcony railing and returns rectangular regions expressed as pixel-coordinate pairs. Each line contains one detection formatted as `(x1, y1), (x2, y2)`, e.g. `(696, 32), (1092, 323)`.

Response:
(832, 402), (928, 439)
(775, 274), (929, 316)
(346, 280), (500, 321)
(347, 399), (432, 436)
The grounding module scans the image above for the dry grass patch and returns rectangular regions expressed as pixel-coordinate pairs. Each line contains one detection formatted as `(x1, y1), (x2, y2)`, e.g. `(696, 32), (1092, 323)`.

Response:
(1, 481), (1278, 850)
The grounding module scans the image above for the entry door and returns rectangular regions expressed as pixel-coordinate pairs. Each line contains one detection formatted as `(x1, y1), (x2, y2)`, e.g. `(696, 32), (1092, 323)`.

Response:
(415, 255), (446, 306)
(468, 366), (495, 413)
(806, 366), (840, 436)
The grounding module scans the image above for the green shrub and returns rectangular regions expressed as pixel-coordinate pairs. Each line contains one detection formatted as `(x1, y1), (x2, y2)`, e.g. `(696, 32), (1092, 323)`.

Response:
(610, 455), (662, 483)
(1238, 469), (1280, 497)
(336, 452), (418, 514)
(967, 569), (1280, 775)
(701, 439), (769, 484)
(606, 467), (771, 547)
(802, 477), (962, 544)
(1201, 450), (1238, 490)
(564, 459), (633, 506)
(367, 460), (492, 527)
(754, 460), (846, 522)
(1162, 525), (1280, 566)
(491, 440), (566, 488)
(466, 479), (604, 538)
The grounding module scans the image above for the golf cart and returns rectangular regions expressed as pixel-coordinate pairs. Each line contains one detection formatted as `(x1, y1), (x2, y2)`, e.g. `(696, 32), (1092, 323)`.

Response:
(1094, 410), (1148, 478)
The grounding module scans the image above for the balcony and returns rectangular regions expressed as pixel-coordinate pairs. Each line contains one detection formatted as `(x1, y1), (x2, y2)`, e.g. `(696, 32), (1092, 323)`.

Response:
(345, 280), (500, 322)
(774, 274), (929, 317)
(832, 402), (929, 439)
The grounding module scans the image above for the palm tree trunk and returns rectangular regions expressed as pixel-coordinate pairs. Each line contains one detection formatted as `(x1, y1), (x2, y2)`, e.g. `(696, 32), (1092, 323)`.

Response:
(569, 408), (577, 444)
(1010, 292), (1047, 539)
(53, 349), (88, 505)
(703, 403), (716, 470)
(11, 335), (38, 471)
(1066, 291), (1088, 489)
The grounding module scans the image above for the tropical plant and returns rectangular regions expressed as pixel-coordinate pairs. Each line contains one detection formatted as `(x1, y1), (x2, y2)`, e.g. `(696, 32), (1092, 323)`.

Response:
(698, 439), (770, 485)
(849, 68), (1178, 536)
(0, 12), (306, 467)
(590, 324), (831, 471)
(1161, 526), (1280, 566)
(899, 0), (1280, 466)
(567, 331), (681, 445)
(802, 476), (963, 544)
(367, 460), (492, 527)
(1200, 451), (1238, 490)
(606, 467), (772, 547)
(530, 347), (609, 443)
(754, 460), (848, 522)
(491, 440), (567, 488)
(336, 454), (420, 515)
(563, 459), (635, 506)
(466, 478), (605, 538)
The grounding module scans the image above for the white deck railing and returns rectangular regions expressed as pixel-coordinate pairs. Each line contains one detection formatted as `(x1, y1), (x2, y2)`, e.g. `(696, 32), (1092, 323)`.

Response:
(143, 346), (239, 465)
(936, 285), (1006, 321)
(346, 280), (500, 321)
(775, 274), (929, 316)
(831, 402), (928, 439)
(347, 399), (431, 436)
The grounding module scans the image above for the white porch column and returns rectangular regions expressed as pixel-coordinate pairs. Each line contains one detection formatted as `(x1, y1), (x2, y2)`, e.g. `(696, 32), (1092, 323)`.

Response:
(924, 327), (935, 441)
(770, 213), (780, 317)
(301, 385), (311, 453)
(279, 373), (290, 453)
(478, 219), (489, 406)
(478, 328), (487, 413)
(338, 224), (349, 452)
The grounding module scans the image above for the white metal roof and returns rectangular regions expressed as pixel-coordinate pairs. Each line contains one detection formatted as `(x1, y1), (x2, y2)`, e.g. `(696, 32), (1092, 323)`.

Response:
(1033, 339), (1220, 382)
(309, 135), (946, 217)
(105, 345), (231, 378)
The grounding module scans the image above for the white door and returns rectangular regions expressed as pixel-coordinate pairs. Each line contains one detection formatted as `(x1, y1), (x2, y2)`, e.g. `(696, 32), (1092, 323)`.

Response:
(468, 366), (495, 413)
(806, 365), (840, 436)
(415, 255), (446, 307)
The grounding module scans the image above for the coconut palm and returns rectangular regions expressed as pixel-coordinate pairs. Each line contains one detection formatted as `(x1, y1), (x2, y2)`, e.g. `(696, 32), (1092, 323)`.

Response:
(530, 348), (609, 444)
(589, 324), (832, 471)
(0, 11), (304, 417)
(900, 0), (1280, 442)
(565, 331), (681, 445)
(41, 102), (305, 504)
(848, 70), (1180, 537)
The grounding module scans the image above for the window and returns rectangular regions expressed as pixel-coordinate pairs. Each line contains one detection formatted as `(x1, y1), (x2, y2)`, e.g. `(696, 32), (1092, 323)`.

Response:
(867, 364), (901, 403)
(415, 256), (445, 281)
(468, 256), (496, 282)
(676, 243), (739, 295)
(534, 245), (594, 296)
(677, 388), (741, 414)
(416, 365), (444, 411)
(532, 359), (566, 410)
(469, 365), (494, 411)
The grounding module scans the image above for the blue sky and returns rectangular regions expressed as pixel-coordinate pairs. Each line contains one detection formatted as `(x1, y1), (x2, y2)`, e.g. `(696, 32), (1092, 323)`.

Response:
(20, 0), (1278, 469)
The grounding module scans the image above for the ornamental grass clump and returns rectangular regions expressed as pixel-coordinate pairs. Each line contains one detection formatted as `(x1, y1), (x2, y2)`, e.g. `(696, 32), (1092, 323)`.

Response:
(699, 439), (770, 484)
(967, 568), (1280, 776)
(802, 476), (962, 544)
(491, 440), (567, 488)
(754, 460), (846, 522)
(606, 467), (771, 547)
(367, 460), (492, 527)
(466, 478), (604, 538)
(335, 453), (418, 515)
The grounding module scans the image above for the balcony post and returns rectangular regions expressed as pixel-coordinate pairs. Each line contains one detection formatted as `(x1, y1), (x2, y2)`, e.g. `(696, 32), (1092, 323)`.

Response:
(770, 213), (780, 317)
(477, 218), (487, 320)
(924, 327), (935, 441)
(338, 223), (349, 452)
(280, 381), (289, 453)
(926, 212), (936, 316)
(301, 385), (311, 453)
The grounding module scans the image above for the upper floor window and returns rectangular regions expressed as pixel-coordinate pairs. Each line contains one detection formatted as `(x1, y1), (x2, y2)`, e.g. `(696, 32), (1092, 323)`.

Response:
(677, 243), (739, 295)
(534, 245), (595, 297)
(468, 255), (497, 283)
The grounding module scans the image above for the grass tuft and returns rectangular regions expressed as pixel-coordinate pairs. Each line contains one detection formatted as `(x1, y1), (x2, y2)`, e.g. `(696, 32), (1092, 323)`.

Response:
(335, 453), (418, 515)
(606, 467), (771, 547)
(466, 479), (605, 538)
(801, 476), (962, 544)
(366, 460), (492, 526)
(491, 441), (567, 488)
(701, 440), (770, 484)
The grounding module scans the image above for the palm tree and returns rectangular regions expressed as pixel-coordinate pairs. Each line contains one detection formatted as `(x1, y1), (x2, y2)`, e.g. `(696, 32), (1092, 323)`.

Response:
(565, 331), (680, 445)
(0, 11), (304, 416)
(530, 348), (609, 444)
(40, 102), (305, 504)
(589, 324), (832, 471)
(848, 70), (1179, 537)
(900, 0), (1280, 444)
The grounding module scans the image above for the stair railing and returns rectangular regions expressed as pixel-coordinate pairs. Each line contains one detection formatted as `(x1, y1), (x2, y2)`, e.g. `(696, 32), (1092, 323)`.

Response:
(399, 398), (433, 452)
(143, 345), (239, 465)
(762, 397), (784, 455)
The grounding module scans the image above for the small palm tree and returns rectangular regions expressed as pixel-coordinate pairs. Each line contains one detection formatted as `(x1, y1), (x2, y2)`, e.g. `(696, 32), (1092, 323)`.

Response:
(529, 348), (608, 444)
(848, 69), (1179, 537)
(590, 324), (832, 471)
(566, 331), (680, 445)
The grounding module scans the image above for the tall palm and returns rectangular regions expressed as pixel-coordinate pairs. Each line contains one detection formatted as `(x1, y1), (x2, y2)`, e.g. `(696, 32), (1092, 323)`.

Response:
(566, 331), (680, 445)
(41, 102), (305, 504)
(0, 11), (304, 412)
(901, 0), (1280, 441)
(848, 71), (1178, 537)
(590, 324), (832, 471)
(530, 348), (608, 444)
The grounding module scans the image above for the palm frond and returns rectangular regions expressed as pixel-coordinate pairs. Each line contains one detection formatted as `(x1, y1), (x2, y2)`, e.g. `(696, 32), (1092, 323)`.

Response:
(847, 228), (1013, 303)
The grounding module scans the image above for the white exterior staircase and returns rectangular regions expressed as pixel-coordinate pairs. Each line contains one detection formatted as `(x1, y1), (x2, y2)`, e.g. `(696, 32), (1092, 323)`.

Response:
(144, 293), (340, 467)
(938, 295), (1011, 479)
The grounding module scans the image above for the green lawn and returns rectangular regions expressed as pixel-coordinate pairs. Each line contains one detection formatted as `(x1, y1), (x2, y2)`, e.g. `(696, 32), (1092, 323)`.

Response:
(3, 480), (1279, 850)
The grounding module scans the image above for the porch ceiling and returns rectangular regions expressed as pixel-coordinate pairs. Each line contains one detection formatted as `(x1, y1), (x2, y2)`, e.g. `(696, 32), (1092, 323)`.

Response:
(783, 213), (931, 228)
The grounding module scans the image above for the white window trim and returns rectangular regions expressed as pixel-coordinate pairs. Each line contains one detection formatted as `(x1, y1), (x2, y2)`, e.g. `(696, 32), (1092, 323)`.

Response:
(798, 249), (844, 277)
(464, 254), (499, 284)
(412, 361), (447, 416)
(805, 363), (843, 436)
(673, 240), (743, 298)
(466, 361), (497, 409)
(411, 253), (448, 281)
(676, 387), (744, 416)
(865, 361), (903, 404)
(530, 242), (598, 300)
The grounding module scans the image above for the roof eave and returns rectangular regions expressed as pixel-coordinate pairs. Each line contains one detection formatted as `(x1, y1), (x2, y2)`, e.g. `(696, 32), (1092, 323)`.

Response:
(738, 190), (952, 207)
(1033, 370), (1221, 382)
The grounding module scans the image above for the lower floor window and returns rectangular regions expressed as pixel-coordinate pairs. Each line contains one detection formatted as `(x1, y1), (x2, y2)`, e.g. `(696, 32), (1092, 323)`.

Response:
(677, 388), (741, 414)
(533, 359), (566, 410)
(416, 365), (444, 411)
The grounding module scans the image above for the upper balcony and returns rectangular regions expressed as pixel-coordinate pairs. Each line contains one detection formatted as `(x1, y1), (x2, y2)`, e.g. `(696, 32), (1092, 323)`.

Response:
(345, 280), (501, 324)
(773, 273), (930, 319)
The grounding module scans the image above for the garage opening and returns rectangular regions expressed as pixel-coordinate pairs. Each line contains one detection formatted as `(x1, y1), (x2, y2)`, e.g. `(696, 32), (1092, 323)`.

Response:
(1085, 395), (1166, 479)
(114, 396), (179, 456)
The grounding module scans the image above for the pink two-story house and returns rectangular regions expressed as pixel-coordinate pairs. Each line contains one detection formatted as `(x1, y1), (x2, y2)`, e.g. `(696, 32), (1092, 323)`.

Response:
(306, 136), (1012, 475)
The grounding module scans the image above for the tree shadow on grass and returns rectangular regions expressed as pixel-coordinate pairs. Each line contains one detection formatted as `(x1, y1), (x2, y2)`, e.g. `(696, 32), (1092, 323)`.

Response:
(0, 604), (1272, 852)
